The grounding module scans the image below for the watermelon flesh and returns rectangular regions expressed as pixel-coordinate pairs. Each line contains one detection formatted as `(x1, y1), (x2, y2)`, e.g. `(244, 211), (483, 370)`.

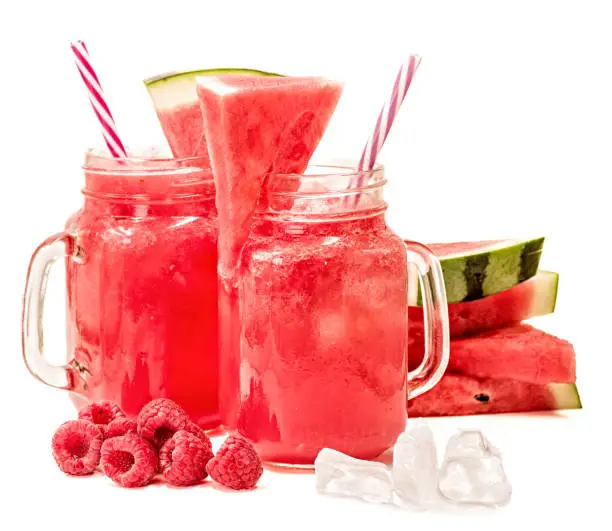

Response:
(426, 240), (502, 255)
(409, 237), (545, 305)
(155, 103), (211, 161)
(408, 270), (559, 345)
(409, 323), (576, 385)
(196, 75), (343, 278)
(408, 373), (581, 418)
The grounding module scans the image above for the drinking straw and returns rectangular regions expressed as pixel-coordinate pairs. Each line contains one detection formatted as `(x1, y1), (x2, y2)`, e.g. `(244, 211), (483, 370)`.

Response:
(70, 40), (128, 158)
(347, 55), (421, 207)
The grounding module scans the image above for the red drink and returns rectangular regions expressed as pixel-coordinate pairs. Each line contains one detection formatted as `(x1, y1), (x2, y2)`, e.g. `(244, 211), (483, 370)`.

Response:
(219, 166), (450, 464)
(23, 152), (220, 429)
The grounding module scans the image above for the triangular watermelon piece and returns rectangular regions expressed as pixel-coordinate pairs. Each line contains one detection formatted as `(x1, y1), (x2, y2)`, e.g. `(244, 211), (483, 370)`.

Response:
(196, 75), (343, 277)
(447, 324), (576, 385)
(409, 324), (577, 385)
(408, 270), (559, 344)
(407, 373), (581, 418)
(408, 237), (545, 305)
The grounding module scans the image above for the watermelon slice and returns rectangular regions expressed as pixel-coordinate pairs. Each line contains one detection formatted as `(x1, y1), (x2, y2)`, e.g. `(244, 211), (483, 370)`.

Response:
(409, 323), (576, 384)
(408, 270), (559, 344)
(196, 75), (343, 277)
(144, 68), (281, 160)
(408, 373), (582, 418)
(409, 237), (545, 305)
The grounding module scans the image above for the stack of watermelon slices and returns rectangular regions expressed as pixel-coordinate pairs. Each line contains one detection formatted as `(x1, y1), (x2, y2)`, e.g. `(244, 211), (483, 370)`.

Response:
(406, 238), (582, 417)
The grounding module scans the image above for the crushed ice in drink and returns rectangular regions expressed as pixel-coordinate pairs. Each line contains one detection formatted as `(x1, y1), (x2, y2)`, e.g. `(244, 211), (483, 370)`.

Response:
(438, 430), (512, 507)
(392, 420), (439, 507)
(314, 448), (394, 504)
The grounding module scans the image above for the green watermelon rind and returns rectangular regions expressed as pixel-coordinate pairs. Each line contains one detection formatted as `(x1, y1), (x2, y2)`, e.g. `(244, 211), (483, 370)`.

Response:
(411, 236), (546, 306)
(549, 383), (582, 410)
(144, 68), (282, 109)
(530, 270), (559, 316)
(144, 67), (283, 86)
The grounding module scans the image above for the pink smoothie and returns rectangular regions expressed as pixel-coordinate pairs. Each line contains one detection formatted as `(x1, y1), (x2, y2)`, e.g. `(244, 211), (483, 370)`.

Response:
(221, 213), (409, 463)
(66, 156), (220, 429)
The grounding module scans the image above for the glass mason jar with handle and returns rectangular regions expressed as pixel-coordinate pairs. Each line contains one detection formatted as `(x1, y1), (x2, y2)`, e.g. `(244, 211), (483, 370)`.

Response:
(22, 151), (221, 429)
(219, 164), (450, 464)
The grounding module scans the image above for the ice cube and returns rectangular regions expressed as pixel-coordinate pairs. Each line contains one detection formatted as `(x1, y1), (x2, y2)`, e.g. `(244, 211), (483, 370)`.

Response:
(438, 430), (512, 507)
(445, 429), (492, 459)
(314, 448), (394, 504)
(392, 420), (439, 507)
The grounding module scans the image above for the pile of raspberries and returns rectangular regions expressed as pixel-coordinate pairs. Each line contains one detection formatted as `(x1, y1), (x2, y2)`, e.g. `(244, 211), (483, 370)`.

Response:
(51, 398), (263, 490)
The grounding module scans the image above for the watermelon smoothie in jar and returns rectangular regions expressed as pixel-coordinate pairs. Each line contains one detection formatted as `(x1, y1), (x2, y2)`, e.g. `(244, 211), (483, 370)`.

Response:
(22, 151), (220, 429)
(220, 164), (450, 465)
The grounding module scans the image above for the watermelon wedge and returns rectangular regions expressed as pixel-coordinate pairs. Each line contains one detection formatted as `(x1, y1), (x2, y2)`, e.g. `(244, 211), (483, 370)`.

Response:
(408, 270), (559, 344)
(409, 323), (576, 385)
(408, 373), (582, 418)
(409, 237), (545, 305)
(144, 68), (281, 160)
(196, 75), (343, 277)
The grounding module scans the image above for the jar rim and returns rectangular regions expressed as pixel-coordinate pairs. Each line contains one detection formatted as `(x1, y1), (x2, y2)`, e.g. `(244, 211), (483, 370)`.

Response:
(82, 149), (213, 179)
(264, 162), (386, 197)
(82, 149), (214, 201)
(267, 162), (383, 179)
(257, 162), (387, 220)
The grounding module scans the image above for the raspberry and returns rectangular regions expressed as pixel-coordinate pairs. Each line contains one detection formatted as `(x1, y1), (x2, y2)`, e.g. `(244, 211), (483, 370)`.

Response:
(184, 422), (213, 451)
(105, 417), (137, 439)
(100, 433), (158, 488)
(78, 401), (126, 437)
(52, 420), (103, 476)
(206, 435), (263, 490)
(137, 398), (190, 448)
(159, 430), (214, 486)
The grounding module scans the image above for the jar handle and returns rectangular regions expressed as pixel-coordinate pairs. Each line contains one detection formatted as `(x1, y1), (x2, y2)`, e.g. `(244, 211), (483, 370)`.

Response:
(22, 232), (86, 391)
(404, 240), (450, 400)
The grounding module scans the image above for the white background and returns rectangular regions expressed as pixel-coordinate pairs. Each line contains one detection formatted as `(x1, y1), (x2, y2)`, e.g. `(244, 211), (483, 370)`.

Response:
(1, 0), (610, 529)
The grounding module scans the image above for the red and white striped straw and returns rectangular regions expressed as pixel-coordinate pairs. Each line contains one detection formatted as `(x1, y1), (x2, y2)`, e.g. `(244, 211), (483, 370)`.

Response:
(358, 55), (421, 172)
(70, 40), (128, 158)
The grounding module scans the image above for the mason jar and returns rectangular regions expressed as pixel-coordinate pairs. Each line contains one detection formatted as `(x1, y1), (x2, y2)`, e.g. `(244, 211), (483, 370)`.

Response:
(22, 151), (221, 429)
(219, 164), (450, 464)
